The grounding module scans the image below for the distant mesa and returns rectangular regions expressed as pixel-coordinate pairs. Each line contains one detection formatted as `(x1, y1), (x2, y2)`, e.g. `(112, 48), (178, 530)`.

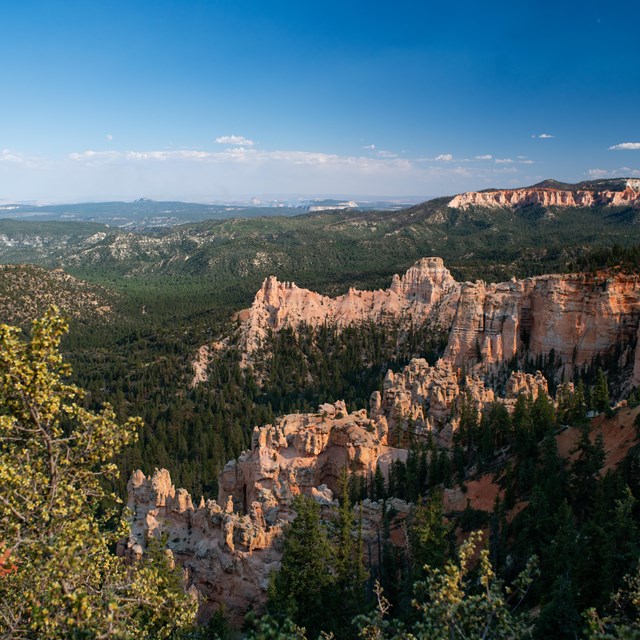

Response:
(448, 178), (640, 209)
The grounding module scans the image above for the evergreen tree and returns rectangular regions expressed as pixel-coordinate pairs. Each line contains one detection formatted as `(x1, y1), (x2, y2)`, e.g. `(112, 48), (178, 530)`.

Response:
(593, 368), (612, 416)
(408, 489), (451, 579)
(534, 574), (581, 640)
(373, 463), (386, 501)
(331, 469), (368, 636)
(268, 495), (335, 637)
(570, 423), (605, 520)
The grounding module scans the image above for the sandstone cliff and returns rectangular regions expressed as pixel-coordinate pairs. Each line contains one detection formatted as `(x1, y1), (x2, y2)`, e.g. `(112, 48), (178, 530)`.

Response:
(372, 358), (549, 445)
(239, 257), (460, 354)
(231, 258), (640, 389)
(125, 467), (283, 623)
(444, 272), (640, 384)
(448, 180), (640, 210)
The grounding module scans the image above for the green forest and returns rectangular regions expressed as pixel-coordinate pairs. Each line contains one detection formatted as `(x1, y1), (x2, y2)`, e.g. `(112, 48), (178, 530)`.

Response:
(3, 198), (640, 638)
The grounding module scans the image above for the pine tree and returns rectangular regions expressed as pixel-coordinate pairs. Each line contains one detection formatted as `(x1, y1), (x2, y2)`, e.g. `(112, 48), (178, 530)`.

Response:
(373, 463), (386, 501)
(268, 495), (335, 637)
(534, 574), (581, 640)
(331, 469), (368, 636)
(570, 423), (605, 520)
(408, 488), (451, 579)
(593, 368), (612, 416)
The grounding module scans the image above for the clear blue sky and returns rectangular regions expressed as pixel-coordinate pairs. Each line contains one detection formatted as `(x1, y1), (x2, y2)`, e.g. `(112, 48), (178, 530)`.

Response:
(1, 0), (639, 202)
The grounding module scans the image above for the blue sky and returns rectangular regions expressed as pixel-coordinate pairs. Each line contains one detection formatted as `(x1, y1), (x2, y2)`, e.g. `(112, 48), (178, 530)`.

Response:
(1, 0), (639, 202)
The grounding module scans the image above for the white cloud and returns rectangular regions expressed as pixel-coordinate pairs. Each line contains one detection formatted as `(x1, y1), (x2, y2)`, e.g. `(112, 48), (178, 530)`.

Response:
(495, 157), (534, 165)
(531, 133), (554, 139)
(215, 135), (255, 146)
(69, 150), (121, 162)
(363, 144), (376, 150)
(4, 142), (553, 202)
(67, 147), (416, 170)
(0, 149), (43, 168)
(376, 150), (398, 158)
(609, 142), (640, 150)
(1, 149), (29, 164)
(587, 167), (640, 178)
(106, 134), (113, 141)
(126, 150), (212, 161)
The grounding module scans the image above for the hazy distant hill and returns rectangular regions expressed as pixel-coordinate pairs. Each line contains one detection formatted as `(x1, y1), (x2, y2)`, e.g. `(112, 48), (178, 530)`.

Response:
(0, 196), (425, 230)
(0, 179), (638, 310)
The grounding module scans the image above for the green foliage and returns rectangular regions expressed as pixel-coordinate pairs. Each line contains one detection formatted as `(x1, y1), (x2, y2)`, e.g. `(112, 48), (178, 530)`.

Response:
(268, 495), (335, 638)
(593, 368), (613, 416)
(268, 482), (368, 640)
(357, 532), (538, 640)
(0, 308), (197, 639)
(408, 489), (452, 579)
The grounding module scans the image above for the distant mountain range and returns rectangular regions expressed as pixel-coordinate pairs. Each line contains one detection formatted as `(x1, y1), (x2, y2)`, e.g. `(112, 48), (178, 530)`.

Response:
(0, 196), (430, 230)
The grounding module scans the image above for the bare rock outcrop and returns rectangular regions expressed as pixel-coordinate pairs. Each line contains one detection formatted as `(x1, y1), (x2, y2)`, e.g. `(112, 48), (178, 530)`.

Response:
(376, 357), (552, 444)
(634, 323), (640, 387)
(218, 401), (390, 513)
(240, 257), (460, 353)
(444, 272), (640, 383)
(124, 402), (405, 623)
(235, 258), (640, 387)
(448, 182), (640, 210)
(125, 468), (284, 623)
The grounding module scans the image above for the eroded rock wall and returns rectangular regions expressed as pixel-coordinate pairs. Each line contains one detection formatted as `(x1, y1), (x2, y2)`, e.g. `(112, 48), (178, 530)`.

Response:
(125, 402), (405, 623)
(444, 273), (640, 382)
(234, 258), (640, 387)
(373, 358), (550, 445)
(448, 184), (640, 209)
(240, 257), (460, 353)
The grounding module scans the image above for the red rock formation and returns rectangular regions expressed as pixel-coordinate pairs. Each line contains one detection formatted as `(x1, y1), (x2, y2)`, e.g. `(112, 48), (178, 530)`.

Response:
(125, 468), (284, 623)
(125, 403), (407, 623)
(236, 258), (640, 388)
(374, 358), (551, 445)
(444, 273), (640, 382)
(218, 401), (390, 511)
(634, 324), (640, 387)
(240, 257), (460, 353)
(448, 183), (640, 210)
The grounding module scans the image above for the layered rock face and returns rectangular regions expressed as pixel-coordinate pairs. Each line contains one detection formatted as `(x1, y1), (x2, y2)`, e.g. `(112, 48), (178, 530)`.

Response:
(240, 257), (460, 353)
(125, 402), (406, 622)
(448, 183), (640, 210)
(125, 468), (283, 622)
(634, 335), (640, 387)
(236, 257), (640, 387)
(218, 400), (390, 512)
(445, 273), (640, 382)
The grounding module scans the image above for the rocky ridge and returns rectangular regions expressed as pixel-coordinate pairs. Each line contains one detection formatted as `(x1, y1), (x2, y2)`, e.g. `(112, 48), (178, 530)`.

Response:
(448, 179), (640, 209)
(125, 365), (565, 621)
(0, 264), (114, 325)
(124, 402), (410, 622)
(233, 258), (640, 388)
(240, 257), (460, 354)
(372, 358), (550, 445)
